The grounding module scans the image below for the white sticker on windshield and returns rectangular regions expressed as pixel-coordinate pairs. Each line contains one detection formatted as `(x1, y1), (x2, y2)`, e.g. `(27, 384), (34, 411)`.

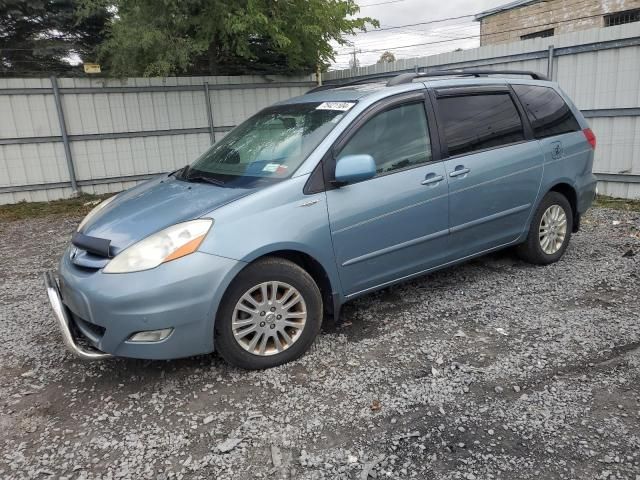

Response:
(263, 163), (280, 173)
(316, 101), (355, 111)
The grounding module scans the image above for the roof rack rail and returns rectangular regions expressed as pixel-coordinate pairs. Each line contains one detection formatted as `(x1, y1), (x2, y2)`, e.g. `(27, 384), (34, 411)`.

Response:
(306, 72), (402, 94)
(306, 69), (548, 95)
(386, 69), (548, 86)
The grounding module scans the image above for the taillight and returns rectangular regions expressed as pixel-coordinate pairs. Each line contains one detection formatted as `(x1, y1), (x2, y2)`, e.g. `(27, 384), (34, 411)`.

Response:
(583, 128), (596, 149)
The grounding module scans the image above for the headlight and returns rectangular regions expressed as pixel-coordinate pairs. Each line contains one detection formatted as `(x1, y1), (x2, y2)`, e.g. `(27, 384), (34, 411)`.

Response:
(103, 219), (213, 274)
(77, 196), (117, 232)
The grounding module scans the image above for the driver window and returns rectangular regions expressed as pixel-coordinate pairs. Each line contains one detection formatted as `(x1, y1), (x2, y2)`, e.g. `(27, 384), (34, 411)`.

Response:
(338, 102), (432, 175)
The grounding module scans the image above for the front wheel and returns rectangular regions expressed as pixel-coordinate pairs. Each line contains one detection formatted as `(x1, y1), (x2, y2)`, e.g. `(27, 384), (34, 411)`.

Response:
(214, 257), (323, 369)
(516, 192), (573, 265)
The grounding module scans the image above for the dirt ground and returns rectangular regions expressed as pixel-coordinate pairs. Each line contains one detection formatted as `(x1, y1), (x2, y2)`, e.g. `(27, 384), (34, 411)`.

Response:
(0, 206), (639, 480)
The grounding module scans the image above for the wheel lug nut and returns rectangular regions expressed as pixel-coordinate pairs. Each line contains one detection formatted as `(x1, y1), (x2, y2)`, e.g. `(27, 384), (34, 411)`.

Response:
(260, 321), (265, 327)
(276, 315), (282, 319)
(270, 307), (276, 312)
(270, 324), (275, 329)
(260, 311), (266, 316)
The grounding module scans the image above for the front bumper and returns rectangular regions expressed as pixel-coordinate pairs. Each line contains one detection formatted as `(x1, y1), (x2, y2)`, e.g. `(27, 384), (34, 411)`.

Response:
(45, 249), (244, 360)
(44, 271), (112, 360)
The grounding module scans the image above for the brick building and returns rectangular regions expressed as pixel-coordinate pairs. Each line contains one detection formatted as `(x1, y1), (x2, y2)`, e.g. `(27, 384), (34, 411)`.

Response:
(475, 0), (640, 45)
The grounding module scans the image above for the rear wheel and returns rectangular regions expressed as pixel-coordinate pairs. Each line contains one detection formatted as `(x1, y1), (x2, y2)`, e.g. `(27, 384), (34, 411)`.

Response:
(214, 257), (323, 369)
(516, 191), (573, 265)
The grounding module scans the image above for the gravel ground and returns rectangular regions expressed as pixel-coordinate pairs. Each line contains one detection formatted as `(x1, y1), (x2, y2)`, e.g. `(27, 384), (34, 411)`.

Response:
(1, 206), (639, 480)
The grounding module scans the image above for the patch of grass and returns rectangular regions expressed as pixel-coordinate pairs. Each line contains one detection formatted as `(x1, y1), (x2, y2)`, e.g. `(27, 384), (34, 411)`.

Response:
(0, 193), (114, 222)
(1, 193), (638, 222)
(594, 195), (640, 213)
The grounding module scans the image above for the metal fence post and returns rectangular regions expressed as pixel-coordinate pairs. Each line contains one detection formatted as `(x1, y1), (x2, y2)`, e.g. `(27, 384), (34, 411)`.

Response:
(203, 82), (215, 144)
(50, 76), (78, 194)
(547, 44), (555, 80)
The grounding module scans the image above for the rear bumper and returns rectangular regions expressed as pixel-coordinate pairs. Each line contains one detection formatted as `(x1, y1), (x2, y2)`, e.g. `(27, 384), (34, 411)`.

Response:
(573, 173), (597, 232)
(578, 173), (598, 214)
(47, 248), (244, 360)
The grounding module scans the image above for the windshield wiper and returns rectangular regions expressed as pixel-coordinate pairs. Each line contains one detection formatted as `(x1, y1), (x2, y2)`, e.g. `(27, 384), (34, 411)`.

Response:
(185, 175), (227, 187)
(169, 165), (189, 178)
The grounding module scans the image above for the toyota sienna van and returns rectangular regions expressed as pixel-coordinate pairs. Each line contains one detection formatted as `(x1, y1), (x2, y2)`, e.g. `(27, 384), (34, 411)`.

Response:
(45, 69), (597, 369)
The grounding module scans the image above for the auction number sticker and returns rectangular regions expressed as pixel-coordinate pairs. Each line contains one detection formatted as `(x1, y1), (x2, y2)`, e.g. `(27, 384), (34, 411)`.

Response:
(316, 102), (355, 111)
(262, 163), (281, 173)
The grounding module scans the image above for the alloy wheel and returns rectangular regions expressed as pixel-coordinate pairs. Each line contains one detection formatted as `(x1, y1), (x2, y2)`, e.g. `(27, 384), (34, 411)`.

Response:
(539, 204), (568, 255)
(231, 281), (307, 356)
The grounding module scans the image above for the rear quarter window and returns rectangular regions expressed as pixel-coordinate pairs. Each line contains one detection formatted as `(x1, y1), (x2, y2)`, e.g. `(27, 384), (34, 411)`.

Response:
(512, 84), (581, 139)
(436, 93), (525, 157)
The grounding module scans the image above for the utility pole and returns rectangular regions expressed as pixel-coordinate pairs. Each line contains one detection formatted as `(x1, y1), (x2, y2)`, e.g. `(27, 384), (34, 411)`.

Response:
(349, 46), (361, 69)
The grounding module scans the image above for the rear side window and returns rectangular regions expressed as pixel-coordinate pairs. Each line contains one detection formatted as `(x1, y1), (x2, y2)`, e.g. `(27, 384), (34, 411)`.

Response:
(437, 93), (525, 157)
(512, 84), (581, 139)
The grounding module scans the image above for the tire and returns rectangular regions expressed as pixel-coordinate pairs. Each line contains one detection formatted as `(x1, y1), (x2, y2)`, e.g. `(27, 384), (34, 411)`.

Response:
(516, 191), (573, 265)
(214, 257), (323, 370)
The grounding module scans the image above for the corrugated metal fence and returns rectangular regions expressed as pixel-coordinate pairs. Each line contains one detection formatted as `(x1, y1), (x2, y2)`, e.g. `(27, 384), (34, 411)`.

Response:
(1, 22), (639, 204)
(326, 22), (640, 199)
(0, 75), (315, 204)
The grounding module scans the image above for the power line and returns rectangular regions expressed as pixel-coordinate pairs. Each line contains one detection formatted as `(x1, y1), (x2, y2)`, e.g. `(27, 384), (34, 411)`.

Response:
(335, 22), (478, 50)
(359, 0), (407, 6)
(361, 14), (475, 33)
(336, 20), (478, 49)
(332, 15), (479, 53)
(376, 22), (477, 38)
(351, 0), (601, 35)
(334, 11), (611, 56)
(334, 34), (473, 56)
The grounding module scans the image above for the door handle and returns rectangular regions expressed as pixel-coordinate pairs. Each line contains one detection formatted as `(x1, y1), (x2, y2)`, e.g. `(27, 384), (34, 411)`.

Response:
(449, 166), (470, 178)
(421, 174), (444, 186)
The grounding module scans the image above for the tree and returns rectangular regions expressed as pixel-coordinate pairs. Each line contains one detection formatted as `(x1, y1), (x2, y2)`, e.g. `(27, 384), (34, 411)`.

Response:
(376, 51), (395, 64)
(78, 0), (379, 76)
(0, 0), (111, 77)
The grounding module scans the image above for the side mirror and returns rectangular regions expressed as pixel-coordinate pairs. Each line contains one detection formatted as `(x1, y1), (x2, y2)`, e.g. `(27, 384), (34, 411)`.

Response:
(334, 154), (376, 185)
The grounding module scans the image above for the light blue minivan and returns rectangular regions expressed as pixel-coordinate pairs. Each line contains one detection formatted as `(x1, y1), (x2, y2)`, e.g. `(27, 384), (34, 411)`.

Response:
(45, 69), (597, 369)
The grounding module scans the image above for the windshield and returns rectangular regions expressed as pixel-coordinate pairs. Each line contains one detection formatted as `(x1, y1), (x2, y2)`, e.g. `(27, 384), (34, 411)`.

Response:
(179, 102), (354, 187)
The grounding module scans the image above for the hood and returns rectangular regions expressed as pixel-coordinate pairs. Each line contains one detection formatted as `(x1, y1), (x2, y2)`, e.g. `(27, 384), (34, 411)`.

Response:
(82, 176), (255, 252)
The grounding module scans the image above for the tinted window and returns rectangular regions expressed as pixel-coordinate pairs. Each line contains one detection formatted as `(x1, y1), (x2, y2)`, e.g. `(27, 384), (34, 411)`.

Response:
(512, 84), (581, 139)
(338, 102), (431, 175)
(437, 93), (525, 157)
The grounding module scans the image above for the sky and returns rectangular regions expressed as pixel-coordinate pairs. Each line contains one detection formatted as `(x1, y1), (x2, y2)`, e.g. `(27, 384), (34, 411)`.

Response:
(330, 0), (516, 70)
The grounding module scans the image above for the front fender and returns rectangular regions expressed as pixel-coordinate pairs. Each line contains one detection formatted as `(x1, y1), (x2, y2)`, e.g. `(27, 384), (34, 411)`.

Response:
(198, 176), (343, 302)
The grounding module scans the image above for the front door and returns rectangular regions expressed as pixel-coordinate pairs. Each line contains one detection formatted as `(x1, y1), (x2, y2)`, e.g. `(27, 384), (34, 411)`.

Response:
(433, 88), (544, 258)
(325, 95), (450, 297)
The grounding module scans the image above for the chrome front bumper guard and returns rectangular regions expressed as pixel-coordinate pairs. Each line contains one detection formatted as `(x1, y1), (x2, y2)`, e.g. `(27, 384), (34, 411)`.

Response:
(44, 271), (112, 360)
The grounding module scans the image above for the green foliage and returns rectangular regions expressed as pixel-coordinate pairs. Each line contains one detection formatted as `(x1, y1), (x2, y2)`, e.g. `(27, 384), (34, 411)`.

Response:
(376, 51), (395, 64)
(0, 0), (111, 77)
(593, 195), (640, 212)
(78, 0), (379, 76)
